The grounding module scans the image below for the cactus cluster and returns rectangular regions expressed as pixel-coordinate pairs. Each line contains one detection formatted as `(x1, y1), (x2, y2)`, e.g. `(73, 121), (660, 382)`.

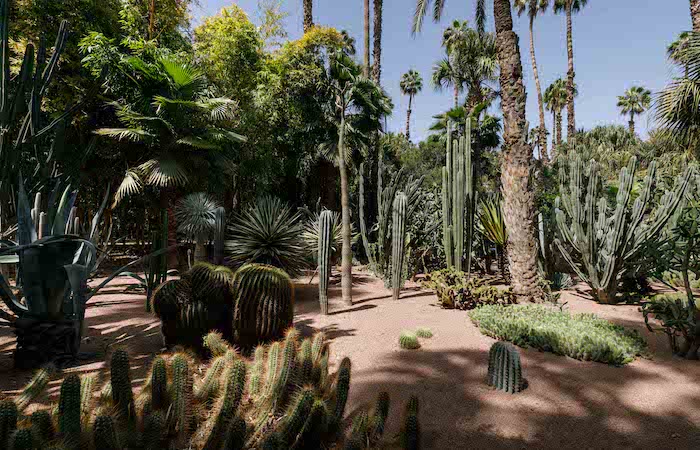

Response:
(555, 154), (693, 303)
(442, 121), (476, 273)
(487, 342), (526, 394)
(318, 210), (334, 314)
(2, 332), (421, 450)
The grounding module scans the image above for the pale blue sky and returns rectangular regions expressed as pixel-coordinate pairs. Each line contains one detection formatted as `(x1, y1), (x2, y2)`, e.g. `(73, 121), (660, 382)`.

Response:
(194, 0), (689, 143)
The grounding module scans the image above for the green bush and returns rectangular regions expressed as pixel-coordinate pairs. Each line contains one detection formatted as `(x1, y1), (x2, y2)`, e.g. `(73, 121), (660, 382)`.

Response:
(424, 269), (515, 310)
(641, 293), (699, 356)
(469, 305), (647, 365)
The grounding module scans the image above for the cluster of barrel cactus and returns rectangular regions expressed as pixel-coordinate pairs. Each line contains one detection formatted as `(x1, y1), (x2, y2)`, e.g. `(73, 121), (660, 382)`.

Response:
(0, 331), (421, 449)
(442, 121), (476, 273)
(487, 341), (526, 394)
(554, 154), (693, 303)
(151, 262), (293, 350)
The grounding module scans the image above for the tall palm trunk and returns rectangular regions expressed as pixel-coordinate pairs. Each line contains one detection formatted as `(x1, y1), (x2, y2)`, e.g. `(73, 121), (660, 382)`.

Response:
(372, 0), (383, 83)
(338, 107), (353, 306)
(364, 0), (370, 77)
(453, 83), (459, 108)
(405, 94), (413, 141)
(303, 0), (313, 33)
(555, 110), (563, 147)
(529, 15), (548, 162)
(692, 0), (700, 31)
(148, 0), (156, 40)
(551, 110), (557, 156)
(628, 112), (635, 135)
(565, 6), (576, 143)
(493, 0), (544, 302)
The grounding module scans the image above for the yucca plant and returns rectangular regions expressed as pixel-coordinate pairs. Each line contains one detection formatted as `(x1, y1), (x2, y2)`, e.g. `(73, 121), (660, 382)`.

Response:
(175, 193), (220, 263)
(478, 195), (510, 283)
(226, 197), (306, 277)
(302, 209), (343, 261)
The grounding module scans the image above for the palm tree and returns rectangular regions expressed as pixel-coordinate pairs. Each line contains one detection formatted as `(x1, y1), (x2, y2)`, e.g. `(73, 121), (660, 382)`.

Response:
(364, 0), (371, 77)
(175, 193), (219, 263)
(327, 51), (389, 305)
(617, 86), (651, 135)
(669, 31), (692, 76)
(372, 0), (383, 83)
(414, 0), (545, 301)
(543, 78), (570, 153)
(303, 0), (313, 32)
(554, 0), (587, 144)
(432, 57), (464, 108)
(400, 70), (424, 142)
(692, 0), (700, 31)
(515, 0), (550, 162)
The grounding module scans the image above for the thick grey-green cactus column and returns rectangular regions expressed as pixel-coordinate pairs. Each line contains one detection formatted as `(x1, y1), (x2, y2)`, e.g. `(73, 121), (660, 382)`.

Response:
(391, 192), (407, 301)
(555, 154), (692, 303)
(318, 210), (333, 315)
(212, 207), (226, 265)
(441, 167), (453, 268)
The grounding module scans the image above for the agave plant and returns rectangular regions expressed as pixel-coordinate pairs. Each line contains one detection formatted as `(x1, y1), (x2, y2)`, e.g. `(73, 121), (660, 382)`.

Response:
(175, 193), (220, 263)
(225, 197), (306, 277)
(478, 195), (510, 283)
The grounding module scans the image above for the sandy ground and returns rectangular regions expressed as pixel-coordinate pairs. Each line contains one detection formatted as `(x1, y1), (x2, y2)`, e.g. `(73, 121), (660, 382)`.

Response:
(1, 271), (699, 449)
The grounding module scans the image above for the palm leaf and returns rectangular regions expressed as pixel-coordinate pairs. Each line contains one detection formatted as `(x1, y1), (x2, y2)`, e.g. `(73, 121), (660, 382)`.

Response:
(113, 170), (144, 206)
(139, 159), (189, 188)
(94, 127), (155, 143)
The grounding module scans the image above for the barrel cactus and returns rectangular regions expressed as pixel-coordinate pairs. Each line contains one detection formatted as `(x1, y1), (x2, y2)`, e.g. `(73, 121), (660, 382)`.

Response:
(231, 263), (294, 349)
(487, 341), (526, 394)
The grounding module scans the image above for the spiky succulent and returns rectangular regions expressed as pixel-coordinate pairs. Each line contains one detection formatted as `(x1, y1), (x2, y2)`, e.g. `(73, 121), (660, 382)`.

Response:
(399, 331), (421, 350)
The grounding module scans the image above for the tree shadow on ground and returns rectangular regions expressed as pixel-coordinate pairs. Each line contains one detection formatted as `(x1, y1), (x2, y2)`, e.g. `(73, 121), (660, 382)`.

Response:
(348, 347), (700, 449)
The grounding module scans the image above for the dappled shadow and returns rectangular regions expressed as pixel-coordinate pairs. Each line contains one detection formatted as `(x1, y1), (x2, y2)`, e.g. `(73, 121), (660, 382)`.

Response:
(294, 318), (357, 342)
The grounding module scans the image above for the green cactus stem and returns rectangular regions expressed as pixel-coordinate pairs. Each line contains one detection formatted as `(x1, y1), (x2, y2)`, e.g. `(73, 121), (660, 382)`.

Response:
(391, 192), (408, 300)
(318, 210), (333, 315)
(487, 341), (526, 394)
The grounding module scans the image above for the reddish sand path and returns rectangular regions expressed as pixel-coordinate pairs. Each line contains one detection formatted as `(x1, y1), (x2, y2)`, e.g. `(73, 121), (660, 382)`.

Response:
(0, 272), (698, 449)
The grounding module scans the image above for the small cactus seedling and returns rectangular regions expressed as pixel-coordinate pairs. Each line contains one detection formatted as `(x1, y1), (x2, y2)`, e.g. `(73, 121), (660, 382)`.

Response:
(399, 331), (421, 350)
(487, 341), (526, 394)
(415, 328), (433, 339)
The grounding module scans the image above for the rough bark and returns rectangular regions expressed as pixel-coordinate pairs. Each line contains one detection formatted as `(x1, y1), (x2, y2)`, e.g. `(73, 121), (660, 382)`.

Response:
(692, 0), (700, 31)
(556, 110), (563, 147)
(565, 6), (576, 143)
(629, 116), (635, 135)
(371, 0), (383, 83)
(405, 94), (413, 142)
(454, 83), (459, 109)
(494, 0), (545, 302)
(529, 16), (548, 162)
(303, 0), (313, 33)
(364, 0), (371, 77)
(338, 110), (353, 306)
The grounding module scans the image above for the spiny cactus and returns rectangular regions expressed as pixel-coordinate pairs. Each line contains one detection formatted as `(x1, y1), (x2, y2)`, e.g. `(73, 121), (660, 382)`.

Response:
(391, 192), (408, 300)
(93, 415), (120, 450)
(232, 263), (294, 349)
(318, 210), (334, 315)
(194, 354), (226, 404)
(58, 374), (81, 446)
(80, 373), (96, 425)
(333, 358), (352, 423)
(30, 410), (54, 443)
(442, 121), (476, 273)
(370, 391), (390, 444)
(415, 328), (433, 339)
(555, 154), (693, 303)
(15, 365), (53, 410)
(170, 354), (193, 446)
(110, 349), (134, 421)
(184, 262), (235, 303)
(141, 411), (166, 450)
(0, 400), (18, 447)
(280, 387), (315, 446)
(202, 359), (247, 449)
(402, 396), (420, 450)
(203, 331), (230, 357)
(487, 341), (526, 394)
(399, 331), (421, 350)
(222, 416), (247, 450)
(249, 345), (266, 397)
(149, 356), (168, 410)
(10, 428), (33, 450)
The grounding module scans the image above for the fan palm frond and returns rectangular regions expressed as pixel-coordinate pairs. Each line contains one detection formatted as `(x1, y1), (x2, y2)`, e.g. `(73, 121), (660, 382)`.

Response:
(139, 159), (189, 188)
(113, 170), (144, 206)
(94, 127), (155, 143)
(176, 136), (222, 150)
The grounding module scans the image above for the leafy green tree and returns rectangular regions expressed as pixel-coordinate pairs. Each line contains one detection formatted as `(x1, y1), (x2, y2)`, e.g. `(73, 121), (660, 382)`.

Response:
(554, 0), (588, 142)
(119, 0), (193, 50)
(617, 86), (651, 135)
(515, 0), (550, 160)
(400, 70), (423, 142)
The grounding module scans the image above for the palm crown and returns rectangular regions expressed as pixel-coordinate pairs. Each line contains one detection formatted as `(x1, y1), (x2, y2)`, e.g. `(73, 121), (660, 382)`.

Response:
(515, 0), (550, 19)
(553, 0), (588, 13)
(617, 86), (651, 117)
(544, 78), (573, 113)
(400, 70), (424, 97)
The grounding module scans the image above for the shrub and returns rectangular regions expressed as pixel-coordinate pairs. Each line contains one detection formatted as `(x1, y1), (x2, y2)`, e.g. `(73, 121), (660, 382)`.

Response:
(424, 269), (515, 310)
(469, 305), (647, 365)
(641, 293), (699, 357)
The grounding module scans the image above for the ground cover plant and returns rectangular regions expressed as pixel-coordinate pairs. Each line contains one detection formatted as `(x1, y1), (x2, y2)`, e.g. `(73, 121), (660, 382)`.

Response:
(470, 305), (647, 365)
(424, 269), (515, 310)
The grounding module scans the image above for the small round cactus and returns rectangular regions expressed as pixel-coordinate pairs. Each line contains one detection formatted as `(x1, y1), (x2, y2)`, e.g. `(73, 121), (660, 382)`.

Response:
(399, 331), (421, 350)
(487, 341), (526, 394)
(415, 327), (433, 339)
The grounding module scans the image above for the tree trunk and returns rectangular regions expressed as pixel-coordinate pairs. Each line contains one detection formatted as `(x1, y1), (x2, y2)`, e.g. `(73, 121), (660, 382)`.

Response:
(551, 110), (558, 158)
(529, 16), (548, 163)
(691, 0), (700, 31)
(148, 0), (156, 40)
(565, 6), (576, 143)
(493, 0), (544, 302)
(364, 0), (371, 77)
(160, 189), (178, 269)
(453, 83), (459, 109)
(303, 0), (313, 33)
(372, 0), (383, 83)
(629, 114), (635, 135)
(194, 236), (206, 263)
(338, 108), (353, 306)
(556, 110), (563, 147)
(405, 95), (413, 141)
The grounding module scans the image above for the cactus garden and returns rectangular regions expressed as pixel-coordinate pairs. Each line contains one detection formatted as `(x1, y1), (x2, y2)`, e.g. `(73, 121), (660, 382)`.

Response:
(0, 0), (699, 448)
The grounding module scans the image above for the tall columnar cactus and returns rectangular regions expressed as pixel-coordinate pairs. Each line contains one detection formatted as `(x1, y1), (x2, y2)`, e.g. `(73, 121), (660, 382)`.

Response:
(555, 155), (693, 303)
(0, 399), (18, 447)
(401, 396), (420, 450)
(442, 121), (476, 273)
(487, 342), (526, 394)
(58, 374), (82, 443)
(318, 210), (333, 315)
(93, 415), (119, 450)
(110, 349), (134, 422)
(231, 263), (294, 349)
(391, 192), (408, 300)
